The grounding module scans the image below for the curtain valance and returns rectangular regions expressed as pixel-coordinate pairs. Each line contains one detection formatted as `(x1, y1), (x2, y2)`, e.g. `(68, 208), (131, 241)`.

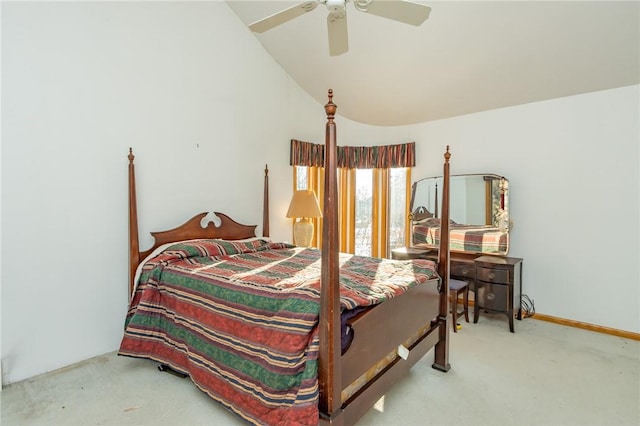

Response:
(290, 139), (415, 169)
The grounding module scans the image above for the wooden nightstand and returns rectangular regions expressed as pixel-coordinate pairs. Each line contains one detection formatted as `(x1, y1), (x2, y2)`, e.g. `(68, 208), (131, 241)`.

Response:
(473, 255), (523, 333)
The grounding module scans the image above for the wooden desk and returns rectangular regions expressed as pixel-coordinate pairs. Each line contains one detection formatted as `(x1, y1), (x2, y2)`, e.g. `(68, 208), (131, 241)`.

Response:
(391, 247), (524, 332)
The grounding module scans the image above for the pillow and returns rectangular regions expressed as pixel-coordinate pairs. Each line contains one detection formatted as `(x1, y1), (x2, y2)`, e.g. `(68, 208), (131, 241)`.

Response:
(418, 217), (441, 227)
(132, 238), (290, 296)
(414, 217), (458, 227)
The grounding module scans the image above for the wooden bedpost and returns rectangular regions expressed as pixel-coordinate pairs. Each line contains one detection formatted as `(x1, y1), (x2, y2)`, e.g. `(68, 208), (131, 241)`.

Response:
(435, 182), (439, 219)
(128, 148), (140, 299)
(318, 89), (342, 421)
(263, 164), (270, 238)
(433, 146), (451, 372)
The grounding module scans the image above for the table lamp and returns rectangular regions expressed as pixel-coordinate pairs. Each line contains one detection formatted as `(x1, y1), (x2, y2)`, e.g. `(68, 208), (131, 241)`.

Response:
(286, 190), (322, 247)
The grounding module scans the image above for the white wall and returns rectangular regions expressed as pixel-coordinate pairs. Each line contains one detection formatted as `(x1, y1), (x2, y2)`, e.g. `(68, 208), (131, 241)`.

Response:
(2, 1), (638, 387)
(300, 86), (640, 334)
(409, 86), (639, 333)
(0, 1), (321, 385)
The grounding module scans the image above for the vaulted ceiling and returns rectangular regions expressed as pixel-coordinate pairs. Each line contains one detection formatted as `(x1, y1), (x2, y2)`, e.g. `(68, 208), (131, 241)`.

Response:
(227, 1), (639, 126)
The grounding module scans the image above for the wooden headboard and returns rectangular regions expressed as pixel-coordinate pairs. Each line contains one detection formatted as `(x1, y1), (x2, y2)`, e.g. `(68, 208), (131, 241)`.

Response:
(127, 148), (269, 297)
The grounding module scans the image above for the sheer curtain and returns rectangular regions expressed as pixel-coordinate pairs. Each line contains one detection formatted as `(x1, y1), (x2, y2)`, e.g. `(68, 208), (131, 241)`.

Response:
(290, 140), (415, 257)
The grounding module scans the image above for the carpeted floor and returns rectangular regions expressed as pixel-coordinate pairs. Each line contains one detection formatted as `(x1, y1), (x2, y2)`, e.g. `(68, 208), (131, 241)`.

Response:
(2, 314), (639, 425)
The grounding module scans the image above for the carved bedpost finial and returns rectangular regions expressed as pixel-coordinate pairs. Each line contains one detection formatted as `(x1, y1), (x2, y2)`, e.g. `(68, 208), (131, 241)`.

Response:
(128, 147), (135, 165)
(324, 89), (337, 121)
(264, 164), (269, 176)
(444, 145), (451, 163)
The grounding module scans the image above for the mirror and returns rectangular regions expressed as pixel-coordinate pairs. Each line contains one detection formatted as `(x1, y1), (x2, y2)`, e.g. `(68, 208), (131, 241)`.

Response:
(410, 174), (510, 255)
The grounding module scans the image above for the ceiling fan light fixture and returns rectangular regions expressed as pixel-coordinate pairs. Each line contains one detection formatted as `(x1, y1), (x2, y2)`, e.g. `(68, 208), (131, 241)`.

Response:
(302, 1), (319, 12)
(353, 0), (372, 13)
(248, 0), (431, 55)
(326, 0), (346, 14)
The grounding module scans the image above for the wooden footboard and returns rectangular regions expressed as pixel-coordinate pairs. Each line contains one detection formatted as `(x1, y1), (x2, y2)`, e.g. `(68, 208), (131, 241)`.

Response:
(342, 278), (441, 386)
(335, 278), (442, 423)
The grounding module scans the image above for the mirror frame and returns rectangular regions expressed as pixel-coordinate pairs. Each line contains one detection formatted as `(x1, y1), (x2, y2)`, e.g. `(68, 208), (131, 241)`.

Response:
(410, 173), (510, 255)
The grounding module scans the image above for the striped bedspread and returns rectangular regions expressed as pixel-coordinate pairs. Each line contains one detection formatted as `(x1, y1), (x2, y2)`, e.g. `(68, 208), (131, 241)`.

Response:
(413, 223), (508, 254)
(119, 238), (438, 425)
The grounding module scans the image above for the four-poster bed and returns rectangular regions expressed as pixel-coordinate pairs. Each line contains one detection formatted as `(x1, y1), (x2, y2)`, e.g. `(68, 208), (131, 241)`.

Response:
(120, 90), (452, 425)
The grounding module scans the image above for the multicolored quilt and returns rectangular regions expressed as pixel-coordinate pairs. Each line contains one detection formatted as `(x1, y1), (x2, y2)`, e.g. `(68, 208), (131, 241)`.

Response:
(413, 222), (508, 254)
(119, 238), (438, 425)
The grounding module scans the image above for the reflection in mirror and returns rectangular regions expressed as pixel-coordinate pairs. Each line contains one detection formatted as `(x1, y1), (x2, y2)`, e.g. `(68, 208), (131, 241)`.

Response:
(410, 174), (510, 255)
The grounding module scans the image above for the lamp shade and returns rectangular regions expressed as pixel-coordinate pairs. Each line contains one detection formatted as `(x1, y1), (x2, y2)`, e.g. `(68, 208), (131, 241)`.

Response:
(286, 190), (322, 219)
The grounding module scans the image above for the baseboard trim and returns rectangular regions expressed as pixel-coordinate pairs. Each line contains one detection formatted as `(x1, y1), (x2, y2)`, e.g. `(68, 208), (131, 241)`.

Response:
(459, 300), (640, 341)
(529, 312), (640, 341)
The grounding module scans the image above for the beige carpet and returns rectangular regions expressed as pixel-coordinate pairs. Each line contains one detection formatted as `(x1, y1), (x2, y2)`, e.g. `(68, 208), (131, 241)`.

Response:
(2, 314), (639, 425)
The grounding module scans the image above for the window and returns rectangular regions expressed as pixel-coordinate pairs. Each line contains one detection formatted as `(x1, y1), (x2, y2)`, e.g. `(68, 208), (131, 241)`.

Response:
(290, 140), (415, 258)
(294, 165), (410, 258)
(389, 167), (409, 252)
(355, 169), (373, 256)
(295, 166), (308, 190)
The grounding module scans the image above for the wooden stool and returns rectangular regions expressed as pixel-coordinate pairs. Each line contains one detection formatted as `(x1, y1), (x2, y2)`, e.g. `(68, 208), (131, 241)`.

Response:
(449, 279), (469, 332)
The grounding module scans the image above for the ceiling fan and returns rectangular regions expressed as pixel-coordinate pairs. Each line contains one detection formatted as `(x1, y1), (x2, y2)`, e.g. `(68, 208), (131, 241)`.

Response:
(248, 0), (431, 56)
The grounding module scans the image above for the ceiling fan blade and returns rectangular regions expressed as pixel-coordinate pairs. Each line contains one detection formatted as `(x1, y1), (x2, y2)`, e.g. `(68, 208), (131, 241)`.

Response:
(249, 1), (319, 33)
(360, 0), (431, 26)
(327, 11), (349, 56)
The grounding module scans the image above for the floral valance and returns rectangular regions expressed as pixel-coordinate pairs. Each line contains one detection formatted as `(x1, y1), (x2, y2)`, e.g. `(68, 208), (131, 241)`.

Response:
(290, 139), (415, 169)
